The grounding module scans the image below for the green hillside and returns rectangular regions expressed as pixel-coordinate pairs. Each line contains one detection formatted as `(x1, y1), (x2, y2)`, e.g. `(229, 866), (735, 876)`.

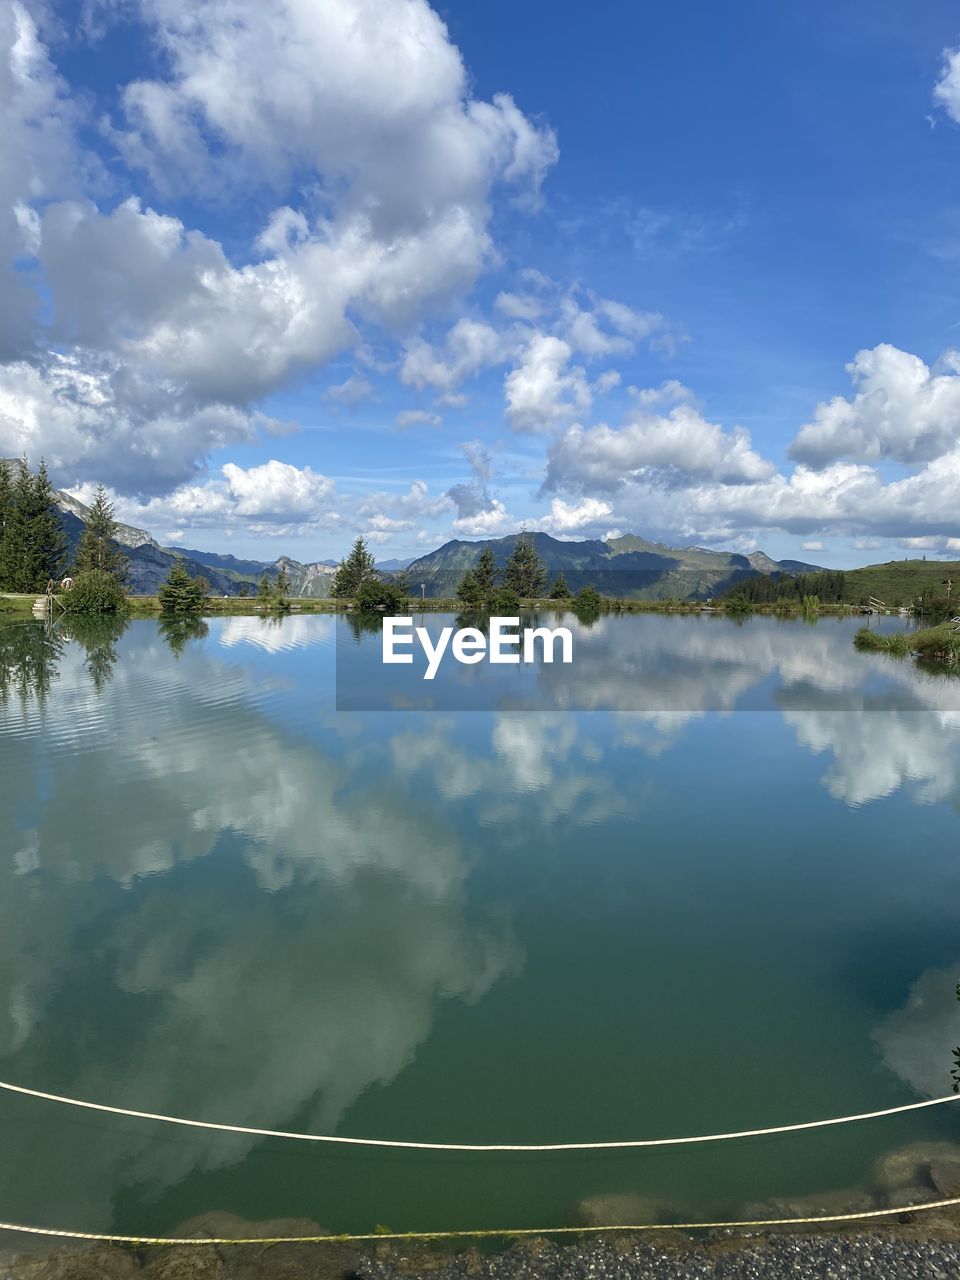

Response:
(405, 532), (816, 601)
(840, 560), (960, 609)
(725, 558), (960, 617)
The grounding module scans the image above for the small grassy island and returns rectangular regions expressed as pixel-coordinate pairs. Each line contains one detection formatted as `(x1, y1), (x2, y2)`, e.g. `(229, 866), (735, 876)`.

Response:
(855, 622), (960, 669)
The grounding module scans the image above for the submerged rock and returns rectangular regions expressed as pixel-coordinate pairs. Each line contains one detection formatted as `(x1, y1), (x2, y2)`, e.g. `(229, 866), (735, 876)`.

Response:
(140, 1248), (222, 1279)
(740, 1186), (876, 1231)
(872, 1141), (960, 1206)
(574, 1192), (670, 1227)
(1, 1245), (139, 1280)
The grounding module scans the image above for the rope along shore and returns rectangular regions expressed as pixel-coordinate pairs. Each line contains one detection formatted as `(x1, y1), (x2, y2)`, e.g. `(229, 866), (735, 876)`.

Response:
(1, 1079), (958, 1152)
(3, 1197), (960, 1247)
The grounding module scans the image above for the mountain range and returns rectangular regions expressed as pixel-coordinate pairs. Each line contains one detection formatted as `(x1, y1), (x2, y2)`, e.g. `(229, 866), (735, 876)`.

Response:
(26, 469), (822, 601)
(404, 532), (823, 601)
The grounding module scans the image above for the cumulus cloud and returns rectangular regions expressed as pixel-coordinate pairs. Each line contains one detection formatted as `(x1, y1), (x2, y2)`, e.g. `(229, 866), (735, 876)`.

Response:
(504, 333), (592, 431)
(934, 46), (960, 124)
(0, 353), (271, 494)
(400, 318), (504, 393)
(324, 373), (374, 405)
(117, 0), (558, 214)
(396, 408), (442, 428)
(541, 496), (613, 533)
(0, 0), (561, 502)
(444, 439), (510, 531)
(95, 459), (339, 534)
(544, 403), (774, 493)
(451, 497), (512, 535)
(580, 447), (960, 544)
(790, 345), (960, 469)
(0, 1), (82, 358)
(355, 478), (452, 529)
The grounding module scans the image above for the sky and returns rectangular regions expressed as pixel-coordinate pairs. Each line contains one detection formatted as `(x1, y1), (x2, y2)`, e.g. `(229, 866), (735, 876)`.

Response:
(3, 0), (960, 566)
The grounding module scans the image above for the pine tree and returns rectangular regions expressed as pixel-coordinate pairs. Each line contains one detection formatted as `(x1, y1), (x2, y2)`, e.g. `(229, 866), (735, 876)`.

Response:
(456, 568), (481, 606)
(4, 460), (35, 591)
(474, 547), (498, 595)
(3, 459), (68, 591)
(0, 460), (13, 590)
(332, 535), (378, 598)
(549, 572), (572, 599)
(31, 460), (68, 589)
(158, 559), (206, 613)
(502, 532), (546, 599)
(276, 564), (291, 597)
(73, 484), (129, 581)
(257, 574), (272, 601)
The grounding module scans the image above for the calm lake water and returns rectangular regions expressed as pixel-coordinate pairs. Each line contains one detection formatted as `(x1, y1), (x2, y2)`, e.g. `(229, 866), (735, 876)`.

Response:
(1, 611), (960, 1237)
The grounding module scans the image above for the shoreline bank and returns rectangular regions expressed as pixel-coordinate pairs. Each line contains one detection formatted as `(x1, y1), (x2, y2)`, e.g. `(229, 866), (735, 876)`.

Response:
(6, 1217), (960, 1280)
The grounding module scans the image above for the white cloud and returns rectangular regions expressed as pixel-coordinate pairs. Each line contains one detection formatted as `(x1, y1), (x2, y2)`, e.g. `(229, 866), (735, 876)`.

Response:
(400, 318), (504, 393)
(0, 0), (82, 358)
(504, 333), (591, 431)
(545, 403), (774, 491)
(97, 459), (339, 535)
(790, 345), (960, 468)
(0, 352), (269, 493)
(396, 408), (442, 428)
(801, 540), (824, 552)
(325, 373), (374, 405)
(117, 0), (557, 218)
(541, 496), (613, 533)
(451, 497), (512, 535)
(0, 0), (562, 502)
(356, 478), (452, 526)
(629, 379), (693, 407)
(560, 296), (665, 358)
(934, 47), (960, 124)
(220, 459), (334, 517)
(593, 370), (621, 395)
(494, 290), (543, 321)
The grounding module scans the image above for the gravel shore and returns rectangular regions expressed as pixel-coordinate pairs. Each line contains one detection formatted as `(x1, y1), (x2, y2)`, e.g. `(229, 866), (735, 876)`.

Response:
(5, 1227), (960, 1280)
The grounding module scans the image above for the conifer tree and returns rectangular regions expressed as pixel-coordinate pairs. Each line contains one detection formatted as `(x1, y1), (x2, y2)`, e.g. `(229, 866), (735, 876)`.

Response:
(502, 532), (546, 598)
(158, 559), (206, 613)
(456, 567), (481, 606)
(2, 459), (67, 591)
(73, 485), (129, 581)
(549, 572), (572, 599)
(31, 460), (68, 588)
(4, 460), (35, 591)
(332, 535), (378, 598)
(0, 460), (13, 589)
(473, 547), (498, 595)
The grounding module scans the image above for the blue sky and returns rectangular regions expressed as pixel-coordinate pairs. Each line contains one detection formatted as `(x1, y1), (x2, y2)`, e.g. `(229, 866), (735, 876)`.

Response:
(4, 0), (960, 566)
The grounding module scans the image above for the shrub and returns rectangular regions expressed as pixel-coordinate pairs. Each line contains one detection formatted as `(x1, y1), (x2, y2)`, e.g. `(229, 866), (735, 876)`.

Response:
(487, 585), (520, 612)
(159, 560), (207, 613)
(63, 569), (127, 614)
(355, 577), (407, 612)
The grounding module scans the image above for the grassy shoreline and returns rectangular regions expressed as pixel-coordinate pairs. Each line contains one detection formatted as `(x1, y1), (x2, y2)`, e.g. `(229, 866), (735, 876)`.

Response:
(854, 621), (960, 667)
(0, 592), (884, 622)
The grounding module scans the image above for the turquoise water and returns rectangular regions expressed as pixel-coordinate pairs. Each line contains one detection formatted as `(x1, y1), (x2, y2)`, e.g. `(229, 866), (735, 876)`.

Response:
(1, 612), (960, 1237)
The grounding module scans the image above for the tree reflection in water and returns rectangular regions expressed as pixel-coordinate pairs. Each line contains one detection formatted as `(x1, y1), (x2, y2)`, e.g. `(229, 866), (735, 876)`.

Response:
(158, 613), (210, 658)
(0, 622), (64, 708)
(61, 614), (131, 692)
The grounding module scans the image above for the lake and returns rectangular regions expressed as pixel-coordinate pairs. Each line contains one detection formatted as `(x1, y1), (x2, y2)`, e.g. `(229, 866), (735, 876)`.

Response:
(1, 611), (960, 1239)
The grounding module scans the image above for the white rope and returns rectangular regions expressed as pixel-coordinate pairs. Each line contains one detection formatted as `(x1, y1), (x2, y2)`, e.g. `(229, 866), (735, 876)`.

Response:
(0, 1078), (957, 1152)
(2, 1194), (960, 1246)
